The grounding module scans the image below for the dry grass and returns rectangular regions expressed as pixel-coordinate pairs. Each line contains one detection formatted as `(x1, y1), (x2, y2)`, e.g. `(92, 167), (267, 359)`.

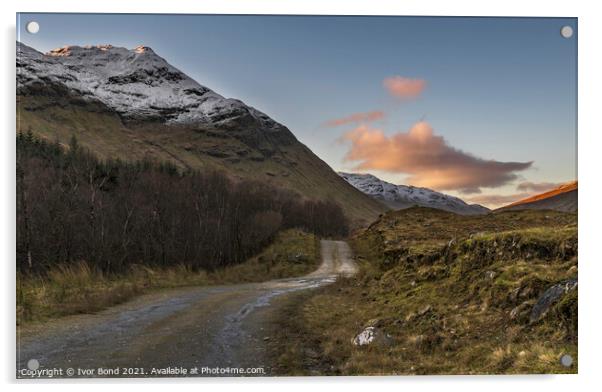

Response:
(270, 207), (578, 375)
(17, 229), (319, 325)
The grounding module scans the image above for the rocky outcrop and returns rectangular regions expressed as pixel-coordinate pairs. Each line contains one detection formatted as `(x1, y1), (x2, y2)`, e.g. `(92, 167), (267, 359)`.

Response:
(530, 279), (578, 323)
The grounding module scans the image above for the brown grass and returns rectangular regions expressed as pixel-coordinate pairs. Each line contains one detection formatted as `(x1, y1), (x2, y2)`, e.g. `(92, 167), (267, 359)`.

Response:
(17, 229), (319, 325)
(270, 208), (578, 375)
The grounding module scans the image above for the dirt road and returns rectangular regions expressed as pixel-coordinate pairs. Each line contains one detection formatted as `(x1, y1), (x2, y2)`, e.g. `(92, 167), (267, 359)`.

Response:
(16, 240), (356, 378)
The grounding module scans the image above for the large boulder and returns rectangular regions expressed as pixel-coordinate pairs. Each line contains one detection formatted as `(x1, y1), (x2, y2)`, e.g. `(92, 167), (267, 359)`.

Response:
(530, 279), (577, 323)
(352, 326), (393, 347)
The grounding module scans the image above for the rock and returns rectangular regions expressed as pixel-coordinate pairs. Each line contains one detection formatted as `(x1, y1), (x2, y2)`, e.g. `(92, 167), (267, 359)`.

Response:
(529, 279), (578, 323)
(352, 326), (393, 347)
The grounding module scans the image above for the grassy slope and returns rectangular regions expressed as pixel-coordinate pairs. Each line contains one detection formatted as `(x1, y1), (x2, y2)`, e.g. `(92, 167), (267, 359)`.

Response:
(271, 208), (577, 375)
(503, 181), (577, 209)
(17, 94), (386, 226)
(17, 229), (320, 325)
(498, 189), (577, 213)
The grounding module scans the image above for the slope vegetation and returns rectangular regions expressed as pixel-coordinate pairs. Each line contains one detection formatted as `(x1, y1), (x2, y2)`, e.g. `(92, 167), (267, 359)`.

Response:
(271, 207), (577, 375)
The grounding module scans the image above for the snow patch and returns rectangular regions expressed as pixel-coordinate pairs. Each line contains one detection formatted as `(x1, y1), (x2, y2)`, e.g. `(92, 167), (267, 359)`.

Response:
(339, 172), (489, 215)
(17, 41), (282, 129)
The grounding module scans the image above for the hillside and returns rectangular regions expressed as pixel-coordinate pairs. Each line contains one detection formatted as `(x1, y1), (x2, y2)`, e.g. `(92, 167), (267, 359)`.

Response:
(272, 207), (578, 375)
(498, 181), (577, 213)
(16, 42), (386, 225)
(339, 172), (489, 215)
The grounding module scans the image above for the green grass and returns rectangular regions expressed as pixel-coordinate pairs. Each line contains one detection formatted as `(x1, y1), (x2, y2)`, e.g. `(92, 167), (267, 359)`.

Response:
(17, 229), (319, 325)
(270, 208), (578, 375)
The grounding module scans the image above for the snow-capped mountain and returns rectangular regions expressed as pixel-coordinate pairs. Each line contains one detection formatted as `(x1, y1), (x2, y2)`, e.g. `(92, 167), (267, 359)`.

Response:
(16, 42), (284, 132)
(16, 42), (387, 224)
(339, 172), (490, 215)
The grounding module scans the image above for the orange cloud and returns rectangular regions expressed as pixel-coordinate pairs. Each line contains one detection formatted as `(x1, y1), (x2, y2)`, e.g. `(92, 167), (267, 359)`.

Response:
(324, 111), (385, 127)
(383, 76), (426, 99)
(341, 121), (533, 194)
(516, 181), (562, 193)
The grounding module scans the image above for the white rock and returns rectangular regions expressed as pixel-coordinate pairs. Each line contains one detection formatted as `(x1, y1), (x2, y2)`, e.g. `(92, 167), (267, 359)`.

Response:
(352, 326), (393, 347)
(352, 326), (378, 346)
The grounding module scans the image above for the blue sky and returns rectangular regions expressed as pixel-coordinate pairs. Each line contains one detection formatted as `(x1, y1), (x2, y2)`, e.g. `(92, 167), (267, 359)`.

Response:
(17, 14), (577, 206)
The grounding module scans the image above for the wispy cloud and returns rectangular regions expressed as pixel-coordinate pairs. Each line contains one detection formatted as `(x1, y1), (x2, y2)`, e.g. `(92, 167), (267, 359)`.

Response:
(516, 181), (562, 193)
(383, 76), (426, 99)
(466, 193), (530, 207)
(341, 121), (533, 194)
(324, 111), (385, 127)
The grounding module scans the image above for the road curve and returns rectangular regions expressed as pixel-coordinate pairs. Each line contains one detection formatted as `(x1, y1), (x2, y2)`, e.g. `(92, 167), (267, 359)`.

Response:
(17, 240), (356, 378)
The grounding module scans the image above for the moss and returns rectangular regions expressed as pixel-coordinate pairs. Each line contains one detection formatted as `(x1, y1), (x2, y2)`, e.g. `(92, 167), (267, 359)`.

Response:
(554, 289), (578, 341)
(271, 208), (578, 375)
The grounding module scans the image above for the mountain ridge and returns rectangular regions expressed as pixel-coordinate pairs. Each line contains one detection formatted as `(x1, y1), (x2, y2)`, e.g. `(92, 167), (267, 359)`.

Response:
(16, 41), (387, 225)
(339, 172), (489, 215)
(497, 181), (577, 213)
(18, 42), (284, 129)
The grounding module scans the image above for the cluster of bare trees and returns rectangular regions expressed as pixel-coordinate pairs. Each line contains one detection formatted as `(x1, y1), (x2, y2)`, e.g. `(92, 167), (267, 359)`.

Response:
(16, 132), (349, 274)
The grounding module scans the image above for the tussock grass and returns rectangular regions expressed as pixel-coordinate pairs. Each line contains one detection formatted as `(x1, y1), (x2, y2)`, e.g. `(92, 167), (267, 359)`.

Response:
(271, 208), (578, 375)
(17, 229), (318, 325)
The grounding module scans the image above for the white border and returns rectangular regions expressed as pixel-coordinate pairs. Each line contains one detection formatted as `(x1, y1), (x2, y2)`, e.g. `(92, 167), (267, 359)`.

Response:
(2, 1), (601, 391)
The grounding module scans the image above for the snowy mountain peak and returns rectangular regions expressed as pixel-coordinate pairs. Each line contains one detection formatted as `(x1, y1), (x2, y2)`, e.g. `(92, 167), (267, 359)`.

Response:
(16, 41), (287, 133)
(339, 172), (489, 215)
(133, 45), (153, 54)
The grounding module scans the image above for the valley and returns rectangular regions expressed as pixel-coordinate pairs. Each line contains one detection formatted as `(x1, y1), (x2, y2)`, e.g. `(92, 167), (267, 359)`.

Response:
(16, 40), (578, 377)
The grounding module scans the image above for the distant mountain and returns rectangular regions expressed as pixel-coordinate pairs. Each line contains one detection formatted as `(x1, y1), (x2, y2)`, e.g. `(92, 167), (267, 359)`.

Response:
(497, 181), (577, 213)
(339, 172), (490, 215)
(16, 42), (386, 225)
